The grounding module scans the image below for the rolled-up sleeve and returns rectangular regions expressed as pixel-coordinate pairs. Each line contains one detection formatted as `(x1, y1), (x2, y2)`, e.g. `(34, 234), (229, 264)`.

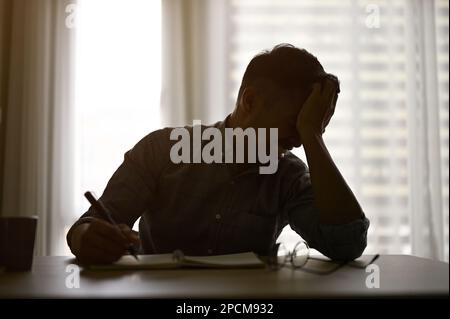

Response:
(282, 161), (370, 261)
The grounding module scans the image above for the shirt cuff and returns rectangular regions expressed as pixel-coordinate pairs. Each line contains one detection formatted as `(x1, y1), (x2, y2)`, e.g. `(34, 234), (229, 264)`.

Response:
(316, 216), (370, 261)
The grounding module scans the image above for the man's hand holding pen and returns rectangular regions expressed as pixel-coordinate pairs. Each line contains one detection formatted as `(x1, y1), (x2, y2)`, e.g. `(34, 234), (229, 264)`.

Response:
(71, 218), (141, 265)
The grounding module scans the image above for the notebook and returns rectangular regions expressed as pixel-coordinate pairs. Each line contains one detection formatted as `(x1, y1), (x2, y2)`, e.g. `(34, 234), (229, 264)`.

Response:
(89, 252), (265, 270)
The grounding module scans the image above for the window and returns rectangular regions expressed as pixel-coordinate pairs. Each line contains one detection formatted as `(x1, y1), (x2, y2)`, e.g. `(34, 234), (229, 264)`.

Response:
(68, 0), (448, 260)
(227, 0), (449, 259)
(71, 0), (162, 248)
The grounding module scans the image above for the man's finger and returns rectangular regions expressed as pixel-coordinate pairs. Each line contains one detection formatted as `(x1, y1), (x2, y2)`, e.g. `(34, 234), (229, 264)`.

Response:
(309, 82), (321, 98)
(117, 224), (139, 239)
(83, 245), (121, 265)
(89, 233), (127, 256)
(329, 92), (338, 117)
(322, 79), (337, 100)
(117, 224), (141, 245)
(91, 219), (129, 247)
(117, 223), (131, 233)
(84, 226), (129, 252)
(322, 91), (337, 129)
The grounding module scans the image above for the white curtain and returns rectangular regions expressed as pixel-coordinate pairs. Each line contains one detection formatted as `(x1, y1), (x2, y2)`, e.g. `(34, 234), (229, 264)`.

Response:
(162, 0), (449, 261)
(0, 0), (76, 256)
(405, 0), (446, 261)
(161, 0), (229, 127)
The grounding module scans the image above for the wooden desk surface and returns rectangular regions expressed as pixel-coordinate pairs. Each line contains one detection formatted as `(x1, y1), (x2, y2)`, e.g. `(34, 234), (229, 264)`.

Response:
(0, 255), (448, 298)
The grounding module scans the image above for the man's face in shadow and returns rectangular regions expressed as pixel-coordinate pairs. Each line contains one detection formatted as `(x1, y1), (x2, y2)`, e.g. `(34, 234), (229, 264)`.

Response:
(239, 82), (308, 156)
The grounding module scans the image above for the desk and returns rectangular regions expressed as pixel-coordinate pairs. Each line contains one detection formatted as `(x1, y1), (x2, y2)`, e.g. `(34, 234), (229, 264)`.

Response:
(0, 255), (448, 298)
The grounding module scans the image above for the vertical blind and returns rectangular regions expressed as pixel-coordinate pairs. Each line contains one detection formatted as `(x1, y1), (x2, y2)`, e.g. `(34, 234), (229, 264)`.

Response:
(226, 0), (448, 259)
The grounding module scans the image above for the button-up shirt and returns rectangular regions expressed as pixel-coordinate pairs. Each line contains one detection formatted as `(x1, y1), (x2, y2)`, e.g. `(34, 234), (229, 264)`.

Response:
(68, 119), (370, 260)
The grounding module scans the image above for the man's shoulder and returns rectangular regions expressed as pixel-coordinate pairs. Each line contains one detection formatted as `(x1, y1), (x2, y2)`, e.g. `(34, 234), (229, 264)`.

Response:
(139, 121), (221, 143)
(130, 121), (222, 157)
(132, 127), (171, 149)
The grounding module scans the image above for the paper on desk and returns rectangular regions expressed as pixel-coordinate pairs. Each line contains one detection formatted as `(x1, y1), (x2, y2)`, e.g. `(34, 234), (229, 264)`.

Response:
(182, 252), (265, 268)
(89, 252), (265, 270)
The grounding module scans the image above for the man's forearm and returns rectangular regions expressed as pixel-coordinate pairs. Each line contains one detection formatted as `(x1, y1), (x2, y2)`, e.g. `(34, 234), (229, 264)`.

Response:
(301, 131), (363, 224)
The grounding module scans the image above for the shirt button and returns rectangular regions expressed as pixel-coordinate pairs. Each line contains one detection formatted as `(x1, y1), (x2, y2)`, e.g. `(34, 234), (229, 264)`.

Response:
(215, 214), (221, 220)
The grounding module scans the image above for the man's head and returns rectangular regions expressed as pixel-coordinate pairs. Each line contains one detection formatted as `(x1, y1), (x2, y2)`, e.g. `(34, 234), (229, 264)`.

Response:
(233, 44), (338, 152)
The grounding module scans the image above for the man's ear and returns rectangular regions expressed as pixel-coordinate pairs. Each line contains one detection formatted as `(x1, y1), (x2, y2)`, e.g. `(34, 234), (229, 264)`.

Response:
(240, 86), (257, 113)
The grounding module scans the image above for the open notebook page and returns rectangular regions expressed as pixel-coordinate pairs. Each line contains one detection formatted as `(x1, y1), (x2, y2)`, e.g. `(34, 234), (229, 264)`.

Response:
(182, 252), (265, 268)
(89, 252), (265, 270)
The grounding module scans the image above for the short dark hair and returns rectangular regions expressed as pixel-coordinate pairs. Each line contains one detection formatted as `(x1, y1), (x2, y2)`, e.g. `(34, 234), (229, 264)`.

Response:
(237, 44), (338, 106)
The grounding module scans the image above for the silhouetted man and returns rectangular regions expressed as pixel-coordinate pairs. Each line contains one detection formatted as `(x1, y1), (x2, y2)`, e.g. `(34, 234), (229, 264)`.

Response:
(67, 44), (369, 265)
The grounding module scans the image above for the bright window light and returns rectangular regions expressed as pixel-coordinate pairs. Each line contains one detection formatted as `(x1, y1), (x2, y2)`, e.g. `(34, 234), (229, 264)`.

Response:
(73, 0), (161, 223)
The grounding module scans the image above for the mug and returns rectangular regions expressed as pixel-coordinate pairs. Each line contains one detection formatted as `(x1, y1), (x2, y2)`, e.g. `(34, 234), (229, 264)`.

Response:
(0, 216), (38, 271)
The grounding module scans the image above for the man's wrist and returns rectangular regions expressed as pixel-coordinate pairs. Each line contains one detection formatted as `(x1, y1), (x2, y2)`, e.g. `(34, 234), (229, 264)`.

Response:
(298, 128), (323, 146)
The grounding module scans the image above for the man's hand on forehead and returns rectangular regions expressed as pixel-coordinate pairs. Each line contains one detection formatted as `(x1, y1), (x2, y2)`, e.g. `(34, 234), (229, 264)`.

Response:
(317, 73), (340, 94)
(296, 75), (339, 138)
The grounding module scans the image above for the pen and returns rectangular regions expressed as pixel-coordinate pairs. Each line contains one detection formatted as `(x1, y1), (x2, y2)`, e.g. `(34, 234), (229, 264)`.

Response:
(84, 191), (139, 260)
